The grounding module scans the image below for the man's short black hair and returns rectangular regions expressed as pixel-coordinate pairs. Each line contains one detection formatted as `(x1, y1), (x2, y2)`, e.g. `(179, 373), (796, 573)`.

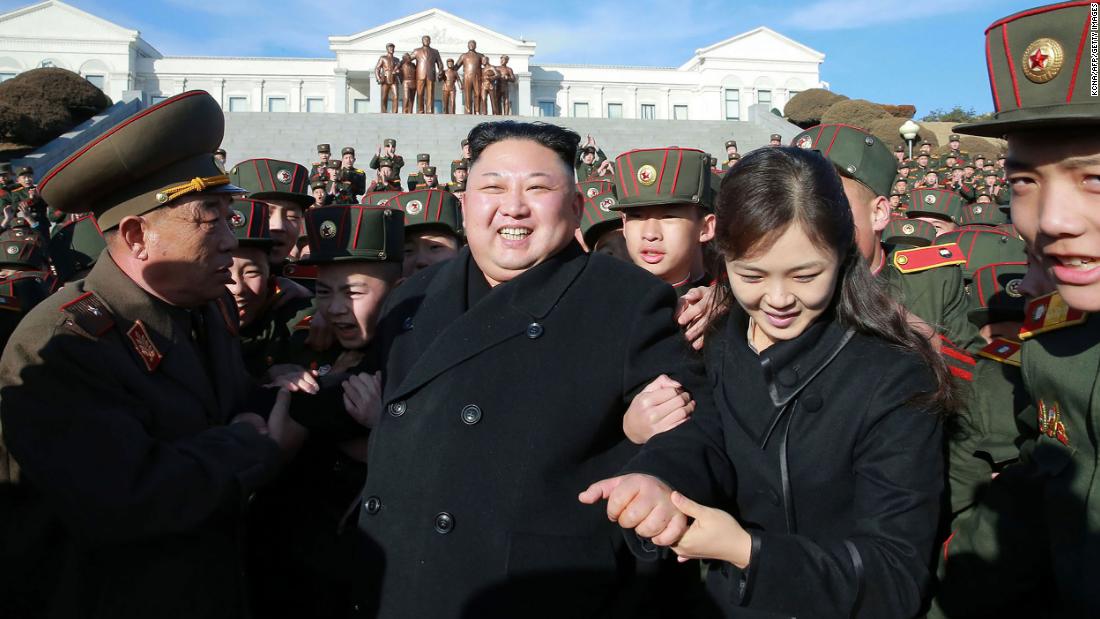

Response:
(467, 121), (579, 175)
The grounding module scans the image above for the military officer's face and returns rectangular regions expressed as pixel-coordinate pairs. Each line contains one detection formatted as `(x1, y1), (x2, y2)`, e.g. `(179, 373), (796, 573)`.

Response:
(593, 227), (630, 262)
(266, 200), (304, 264)
(227, 246), (271, 328)
(455, 168), (468, 182)
(919, 145), (931, 155)
(913, 215), (956, 236)
(403, 230), (460, 277)
(582, 151), (595, 164)
(839, 177), (890, 266)
(726, 146), (738, 158)
(769, 139), (782, 147)
(320, 152), (330, 163)
(142, 194), (238, 307)
(462, 144), (471, 158)
(949, 140), (961, 150)
(622, 204), (715, 285)
(312, 188), (326, 205)
(923, 172), (938, 185)
(894, 181), (908, 194)
(379, 166), (394, 180)
(17, 174), (33, 187)
(315, 262), (394, 349)
(917, 156), (929, 167)
(418, 160), (428, 171)
(343, 153), (356, 167)
(464, 138), (582, 286)
(424, 174), (437, 186)
(725, 220), (840, 351)
(1006, 129), (1100, 311)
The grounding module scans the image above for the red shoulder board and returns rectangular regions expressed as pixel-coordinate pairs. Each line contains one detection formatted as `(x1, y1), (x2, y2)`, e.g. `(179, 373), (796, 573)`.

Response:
(892, 243), (967, 274)
(939, 335), (976, 381)
(977, 338), (1021, 367)
(216, 297), (239, 337)
(126, 320), (162, 372)
(0, 294), (21, 312)
(1019, 292), (1088, 340)
(283, 263), (318, 280)
(293, 313), (314, 331)
(59, 292), (115, 337)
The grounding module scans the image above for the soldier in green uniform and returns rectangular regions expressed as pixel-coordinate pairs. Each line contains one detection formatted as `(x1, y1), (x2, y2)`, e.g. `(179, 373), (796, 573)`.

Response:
(918, 139), (933, 157)
(310, 179), (331, 208)
(418, 166), (441, 190)
(720, 139), (739, 170)
(610, 147), (715, 296)
(0, 90), (287, 619)
(445, 160), (468, 192)
(389, 188), (463, 277)
(310, 143), (332, 180)
(882, 217), (938, 248)
(934, 4), (1100, 616)
(768, 133), (782, 146)
(248, 204), (404, 619)
(369, 138), (405, 177)
(228, 159), (315, 264)
(906, 187), (964, 236)
(450, 138), (471, 182)
(575, 143), (607, 181)
(793, 124), (982, 352)
(0, 163), (13, 206)
(0, 227), (52, 350)
(405, 153), (431, 190)
(365, 158), (402, 193)
(337, 147), (367, 199)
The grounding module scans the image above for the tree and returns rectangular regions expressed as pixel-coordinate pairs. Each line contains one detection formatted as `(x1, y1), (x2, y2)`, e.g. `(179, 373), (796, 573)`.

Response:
(785, 88), (849, 128)
(0, 68), (112, 149)
(920, 106), (995, 123)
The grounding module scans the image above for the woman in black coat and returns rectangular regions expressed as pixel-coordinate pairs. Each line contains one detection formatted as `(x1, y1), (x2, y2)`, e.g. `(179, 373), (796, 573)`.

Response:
(582, 146), (959, 618)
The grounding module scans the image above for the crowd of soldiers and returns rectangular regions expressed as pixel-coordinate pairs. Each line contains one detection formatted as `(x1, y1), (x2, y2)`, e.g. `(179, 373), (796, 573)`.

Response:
(0, 2), (1097, 618)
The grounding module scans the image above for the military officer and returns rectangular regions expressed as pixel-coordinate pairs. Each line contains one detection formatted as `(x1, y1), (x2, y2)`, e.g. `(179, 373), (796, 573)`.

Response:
(228, 158), (315, 265)
(365, 158), (402, 193)
(724, 139), (738, 159)
(390, 188), (463, 277)
(768, 133), (782, 146)
(918, 139), (933, 157)
(611, 147), (716, 297)
(935, 4), (1100, 616)
(0, 228), (52, 349)
(406, 153), (431, 190)
(893, 144), (906, 163)
(575, 143), (607, 181)
(311, 179), (332, 208)
(0, 91), (287, 619)
(310, 143), (332, 180)
(450, 138), (472, 182)
(369, 138), (405, 177)
(340, 147), (368, 197)
(0, 162), (13, 205)
(446, 159), (469, 191)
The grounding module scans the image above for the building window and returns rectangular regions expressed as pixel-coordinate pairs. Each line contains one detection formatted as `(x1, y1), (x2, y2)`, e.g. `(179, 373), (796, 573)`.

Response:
(673, 105), (688, 120)
(640, 104), (656, 120)
(84, 74), (105, 91)
(227, 96), (248, 112)
(353, 98), (370, 114)
(607, 102), (622, 118)
(538, 101), (556, 117)
(724, 89), (740, 120)
(0, 72), (15, 83)
(306, 97), (325, 113)
(267, 97), (288, 113)
(573, 102), (589, 118)
(757, 89), (772, 106)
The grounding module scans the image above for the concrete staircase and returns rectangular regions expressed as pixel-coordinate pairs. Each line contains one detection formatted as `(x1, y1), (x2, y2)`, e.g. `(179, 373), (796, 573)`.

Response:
(14, 95), (145, 177)
(222, 104), (799, 173)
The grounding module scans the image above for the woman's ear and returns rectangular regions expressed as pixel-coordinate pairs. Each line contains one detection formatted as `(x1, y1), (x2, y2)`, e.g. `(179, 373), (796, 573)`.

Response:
(699, 212), (717, 243)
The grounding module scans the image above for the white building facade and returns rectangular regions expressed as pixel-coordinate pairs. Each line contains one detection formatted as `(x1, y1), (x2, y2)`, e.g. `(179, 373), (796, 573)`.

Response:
(0, 1), (827, 121)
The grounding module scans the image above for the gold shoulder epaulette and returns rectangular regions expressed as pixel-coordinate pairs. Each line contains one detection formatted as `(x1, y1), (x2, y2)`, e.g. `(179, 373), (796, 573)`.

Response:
(892, 243), (967, 274)
(1019, 292), (1088, 340)
(977, 338), (1021, 366)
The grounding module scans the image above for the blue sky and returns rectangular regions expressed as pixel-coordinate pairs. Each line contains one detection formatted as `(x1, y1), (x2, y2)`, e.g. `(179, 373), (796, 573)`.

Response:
(3, 0), (1041, 116)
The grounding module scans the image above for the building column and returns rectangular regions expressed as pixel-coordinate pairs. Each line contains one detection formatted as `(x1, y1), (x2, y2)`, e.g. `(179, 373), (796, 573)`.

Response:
(775, 87), (788, 113)
(563, 84), (571, 117)
(517, 72), (532, 117)
(596, 85), (604, 118)
(663, 87), (671, 119)
(293, 80), (303, 112)
(334, 69), (348, 113)
(741, 86), (754, 120)
(628, 86), (638, 119)
(219, 79), (226, 108)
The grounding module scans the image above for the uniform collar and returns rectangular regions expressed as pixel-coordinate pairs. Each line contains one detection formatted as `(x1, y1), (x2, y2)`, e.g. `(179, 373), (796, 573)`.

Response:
(84, 251), (191, 343)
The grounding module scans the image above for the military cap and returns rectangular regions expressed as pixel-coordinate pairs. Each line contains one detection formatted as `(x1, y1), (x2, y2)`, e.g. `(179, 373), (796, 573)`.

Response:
(611, 147), (713, 211)
(341, 146), (355, 156)
(1, 225), (43, 247)
(580, 190), (622, 248)
(47, 214), (106, 282)
(37, 91), (244, 230)
(416, 153), (430, 163)
(920, 140), (932, 146)
(894, 145), (905, 153)
(577, 179), (614, 199)
(16, 166), (33, 176)
(939, 226), (1026, 281)
(317, 143), (331, 154)
(948, 134), (961, 142)
(968, 261), (1028, 325)
(793, 124), (896, 198)
(907, 187), (966, 222)
(228, 159), (314, 208)
(389, 189), (463, 237)
(310, 179), (327, 192)
(957, 3), (1100, 136)
(302, 205), (404, 264)
(0, 163), (11, 174)
(769, 133), (782, 141)
(898, 162), (911, 170)
(581, 145), (596, 155)
(963, 161), (976, 169)
(883, 218), (938, 248)
(961, 201), (1010, 226)
(383, 138), (396, 148)
(214, 148), (226, 157)
(376, 157), (395, 169)
(454, 160), (468, 171)
(725, 140), (737, 148)
(0, 234), (47, 270)
(362, 190), (401, 206)
(227, 198), (274, 248)
(423, 166), (437, 176)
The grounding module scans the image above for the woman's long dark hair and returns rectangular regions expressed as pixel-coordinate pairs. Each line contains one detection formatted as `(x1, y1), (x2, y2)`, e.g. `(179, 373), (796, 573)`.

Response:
(709, 146), (960, 417)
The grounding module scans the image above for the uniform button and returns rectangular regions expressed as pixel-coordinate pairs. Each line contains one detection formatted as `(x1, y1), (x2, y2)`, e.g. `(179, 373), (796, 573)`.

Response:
(777, 368), (798, 387)
(389, 400), (407, 417)
(461, 404), (482, 425)
(802, 394), (823, 412)
(434, 512), (454, 534)
(364, 496), (382, 515)
(526, 322), (544, 339)
(402, 316), (414, 331)
(640, 537), (657, 552)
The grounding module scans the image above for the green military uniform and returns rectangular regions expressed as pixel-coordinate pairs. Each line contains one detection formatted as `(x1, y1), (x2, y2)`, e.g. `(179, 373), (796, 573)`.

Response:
(934, 4), (1100, 616)
(0, 90), (281, 619)
(577, 178), (614, 199)
(369, 138), (405, 177)
(406, 153), (431, 191)
(579, 190), (621, 249)
(882, 217), (937, 248)
(720, 139), (740, 171)
(793, 124), (984, 352)
(334, 147), (367, 199)
(48, 214), (106, 284)
(609, 147), (713, 296)
(309, 143), (331, 181)
(575, 145), (607, 181)
(936, 226), (1027, 283)
(362, 190), (402, 206)
(365, 157), (402, 194)
(389, 188), (463, 239)
(450, 143), (471, 182)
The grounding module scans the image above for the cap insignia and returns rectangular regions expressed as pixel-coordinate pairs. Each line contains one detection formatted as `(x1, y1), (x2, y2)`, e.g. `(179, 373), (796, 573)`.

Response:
(586, 187), (600, 198)
(796, 135), (813, 149)
(902, 223), (915, 235)
(405, 200), (423, 215)
(637, 164), (657, 187)
(229, 209), (246, 228)
(924, 194), (937, 204)
(1022, 37), (1064, 84)
(1005, 278), (1022, 298)
(319, 220), (337, 238)
(276, 169), (292, 184)
(598, 197), (616, 212)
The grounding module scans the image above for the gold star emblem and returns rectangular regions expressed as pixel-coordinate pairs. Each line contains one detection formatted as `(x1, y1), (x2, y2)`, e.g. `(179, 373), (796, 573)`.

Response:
(1022, 38), (1064, 84)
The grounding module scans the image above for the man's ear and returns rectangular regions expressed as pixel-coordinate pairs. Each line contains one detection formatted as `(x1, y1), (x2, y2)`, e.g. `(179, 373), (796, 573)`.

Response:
(699, 212), (717, 243)
(116, 214), (151, 260)
(870, 195), (891, 234)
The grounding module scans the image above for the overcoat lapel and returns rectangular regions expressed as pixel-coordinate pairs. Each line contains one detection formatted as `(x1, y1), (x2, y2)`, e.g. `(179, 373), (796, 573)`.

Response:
(390, 243), (588, 401)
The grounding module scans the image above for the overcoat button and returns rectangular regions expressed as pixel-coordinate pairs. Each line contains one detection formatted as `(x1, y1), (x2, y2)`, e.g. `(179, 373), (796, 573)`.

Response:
(402, 316), (414, 331)
(434, 512), (454, 534)
(389, 401), (407, 417)
(461, 404), (482, 425)
(640, 538), (657, 552)
(364, 496), (382, 515)
(802, 394), (823, 412)
(777, 368), (798, 387)
(526, 322), (544, 339)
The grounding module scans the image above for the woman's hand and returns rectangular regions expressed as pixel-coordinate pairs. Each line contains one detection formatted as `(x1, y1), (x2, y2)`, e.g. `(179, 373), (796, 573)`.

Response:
(343, 371), (383, 428)
(623, 374), (694, 444)
(266, 364), (319, 394)
(676, 284), (724, 351)
(669, 491), (753, 569)
(578, 474), (688, 545)
(267, 388), (308, 456)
